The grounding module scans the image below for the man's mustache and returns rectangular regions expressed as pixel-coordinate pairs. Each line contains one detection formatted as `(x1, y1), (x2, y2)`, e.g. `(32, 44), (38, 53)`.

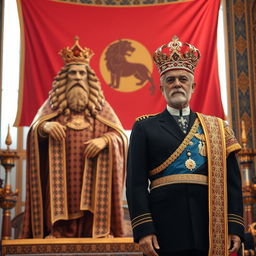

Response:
(170, 89), (186, 96)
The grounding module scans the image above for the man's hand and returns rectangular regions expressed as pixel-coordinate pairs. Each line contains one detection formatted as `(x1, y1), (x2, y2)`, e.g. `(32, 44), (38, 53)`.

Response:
(43, 122), (66, 141)
(139, 234), (160, 256)
(84, 137), (108, 158)
(228, 234), (241, 254)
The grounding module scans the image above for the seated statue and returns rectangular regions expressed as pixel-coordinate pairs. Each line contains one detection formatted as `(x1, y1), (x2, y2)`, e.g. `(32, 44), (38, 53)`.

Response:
(21, 37), (127, 238)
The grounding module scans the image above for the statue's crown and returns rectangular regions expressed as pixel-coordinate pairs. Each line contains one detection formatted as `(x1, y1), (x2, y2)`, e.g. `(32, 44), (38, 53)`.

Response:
(59, 36), (94, 64)
(153, 36), (200, 75)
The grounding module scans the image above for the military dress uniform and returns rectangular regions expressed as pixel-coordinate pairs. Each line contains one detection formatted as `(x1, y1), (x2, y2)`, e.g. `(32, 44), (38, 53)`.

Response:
(126, 108), (244, 255)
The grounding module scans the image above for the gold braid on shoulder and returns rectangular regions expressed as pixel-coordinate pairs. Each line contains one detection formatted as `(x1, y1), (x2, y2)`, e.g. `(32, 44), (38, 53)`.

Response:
(136, 114), (157, 122)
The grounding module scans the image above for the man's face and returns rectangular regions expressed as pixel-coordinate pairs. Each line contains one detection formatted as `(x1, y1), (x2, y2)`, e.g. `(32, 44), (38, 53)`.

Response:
(160, 70), (195, 109)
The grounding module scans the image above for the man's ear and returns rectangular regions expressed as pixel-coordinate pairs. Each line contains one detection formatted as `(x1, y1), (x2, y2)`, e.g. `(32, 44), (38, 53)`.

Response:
(192, 82), (196, 91)
(160, 85), (164, 93)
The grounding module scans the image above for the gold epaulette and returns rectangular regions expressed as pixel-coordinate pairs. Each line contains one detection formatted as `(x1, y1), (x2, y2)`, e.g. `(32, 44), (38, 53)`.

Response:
(136, 114), (157, 122)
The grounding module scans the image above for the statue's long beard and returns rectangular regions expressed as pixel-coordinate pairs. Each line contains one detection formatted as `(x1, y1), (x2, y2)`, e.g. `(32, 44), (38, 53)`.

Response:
(66, 85), (88, 113)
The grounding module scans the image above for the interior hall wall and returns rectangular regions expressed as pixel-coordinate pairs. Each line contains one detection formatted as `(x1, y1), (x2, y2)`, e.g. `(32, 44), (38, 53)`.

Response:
(225, 0), (256, 152)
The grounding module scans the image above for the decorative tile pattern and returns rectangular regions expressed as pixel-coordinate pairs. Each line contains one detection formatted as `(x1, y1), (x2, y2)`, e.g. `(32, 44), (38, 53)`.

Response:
(226, 0), (255, 150)
(234, 0), (244, 19)
(237, 72), (249, 94)
(236, 50), (249, 76)
(1, 240), (142, 256)
(236, 36), (247, 54)
(235, 16), (246, 40)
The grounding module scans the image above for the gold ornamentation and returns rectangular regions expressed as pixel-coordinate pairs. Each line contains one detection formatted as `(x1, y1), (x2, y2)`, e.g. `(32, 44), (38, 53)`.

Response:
(66, 114), (90, 130)
(194, 133), (206, 141)
(195, 133), (207, 156)
(153, 35), (200, 75)
(228, 214), (245, 227)
(185, 158), (196, 171)
(131, 213), (153, 229)
(136, 113), (157, 122)
(224, 122), (241, 155)
(197, 113), (229, 256)
(198, 141), (206, 156)
(149, 119), (200, 176)
(150, 173), (208, 190)
(132, 219), (153, 229)
(59, 36), (94, 64)
(132, 213), (152, 223)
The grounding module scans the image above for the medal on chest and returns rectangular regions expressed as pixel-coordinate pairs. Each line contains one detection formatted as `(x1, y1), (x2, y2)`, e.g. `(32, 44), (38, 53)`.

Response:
(185, 151), (196, 171)
(195, 133), (207, 157)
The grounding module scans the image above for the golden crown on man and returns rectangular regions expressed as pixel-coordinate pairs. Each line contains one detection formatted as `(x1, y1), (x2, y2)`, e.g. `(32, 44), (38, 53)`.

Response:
(153, 35), (201, 75)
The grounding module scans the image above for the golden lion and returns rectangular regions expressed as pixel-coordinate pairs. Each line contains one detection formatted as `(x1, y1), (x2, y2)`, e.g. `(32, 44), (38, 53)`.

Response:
(105, 40), (155, 94)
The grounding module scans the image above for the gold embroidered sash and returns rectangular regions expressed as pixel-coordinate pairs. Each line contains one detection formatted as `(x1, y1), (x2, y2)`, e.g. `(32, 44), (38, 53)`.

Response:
(149, 119), (200, 176)
(197, 113), (228, 256)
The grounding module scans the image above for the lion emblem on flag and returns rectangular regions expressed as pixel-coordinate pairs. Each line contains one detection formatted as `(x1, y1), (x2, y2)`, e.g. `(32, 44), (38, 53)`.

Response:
(105, 40), (155, 94)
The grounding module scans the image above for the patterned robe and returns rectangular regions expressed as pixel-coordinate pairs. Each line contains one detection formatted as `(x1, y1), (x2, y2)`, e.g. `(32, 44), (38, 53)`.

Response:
(22, 100), (127, 238)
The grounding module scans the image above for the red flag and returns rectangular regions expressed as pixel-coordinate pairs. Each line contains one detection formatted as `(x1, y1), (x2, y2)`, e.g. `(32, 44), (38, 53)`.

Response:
(15, 0), (223, 129)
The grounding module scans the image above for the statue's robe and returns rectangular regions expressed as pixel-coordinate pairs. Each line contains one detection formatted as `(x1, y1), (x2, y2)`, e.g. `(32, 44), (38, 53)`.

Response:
(126, 110), (244, 256)
(22, 100), (127, 238)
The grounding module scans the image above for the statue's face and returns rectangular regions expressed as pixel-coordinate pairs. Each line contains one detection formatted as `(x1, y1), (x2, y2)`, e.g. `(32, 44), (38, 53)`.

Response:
(160, 69), (195, 109)
(66, 64), (89, 113)
(66, 64), (88, 93)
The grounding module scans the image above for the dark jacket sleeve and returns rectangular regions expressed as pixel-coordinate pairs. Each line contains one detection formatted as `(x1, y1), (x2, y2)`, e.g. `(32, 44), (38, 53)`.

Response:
(126, 121), (156, 242)
(227, 152), (245, 242)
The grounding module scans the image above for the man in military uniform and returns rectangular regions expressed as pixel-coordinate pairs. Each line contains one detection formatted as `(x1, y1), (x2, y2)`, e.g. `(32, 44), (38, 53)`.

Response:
(126, 36), (244, 256)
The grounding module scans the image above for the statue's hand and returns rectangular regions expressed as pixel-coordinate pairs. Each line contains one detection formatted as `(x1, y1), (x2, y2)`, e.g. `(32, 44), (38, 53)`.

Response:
(84, 137), (108, 158)
(43, 121), (66, 141)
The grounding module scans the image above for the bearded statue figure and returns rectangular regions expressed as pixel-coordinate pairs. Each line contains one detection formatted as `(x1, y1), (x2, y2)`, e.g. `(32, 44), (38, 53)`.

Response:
(21, 37), (127, 239)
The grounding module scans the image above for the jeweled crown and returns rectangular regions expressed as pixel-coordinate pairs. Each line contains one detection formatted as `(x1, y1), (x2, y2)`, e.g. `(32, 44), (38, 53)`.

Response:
(59, 36), (94, 64)
(153, 36), (200, 75)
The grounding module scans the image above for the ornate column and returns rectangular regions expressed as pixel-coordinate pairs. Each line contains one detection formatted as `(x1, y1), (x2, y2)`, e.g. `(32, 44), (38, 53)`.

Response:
(0, 126), (19, 240)
(238, 121), (256, 230)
